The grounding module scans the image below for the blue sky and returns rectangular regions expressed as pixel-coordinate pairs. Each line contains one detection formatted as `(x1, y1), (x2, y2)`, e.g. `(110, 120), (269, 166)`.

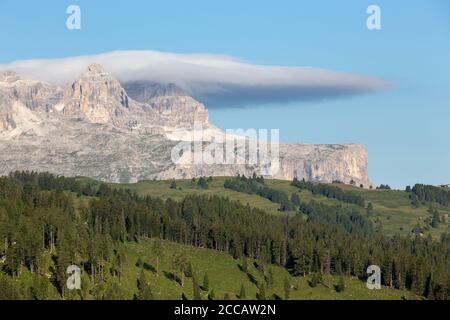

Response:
(0, 0), (449, 188)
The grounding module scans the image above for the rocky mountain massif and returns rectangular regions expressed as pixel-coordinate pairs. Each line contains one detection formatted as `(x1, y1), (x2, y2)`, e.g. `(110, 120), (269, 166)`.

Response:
(0, 64), (370, 186)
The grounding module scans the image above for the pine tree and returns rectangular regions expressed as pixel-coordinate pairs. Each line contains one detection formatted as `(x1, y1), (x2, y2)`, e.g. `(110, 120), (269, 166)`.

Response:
(0, 274), (22, 300)
(136, 256), (144, 269)
(97, 183), (112, 197)
(283, 277), (291, 300)
(208, 288), (215, 300)
(266, 268), (274, 288)
(411, 194), (420, 208)
(193, 274), (202, 300)
(309, 272), (323, 288)
(103, 280), (126, 300)
(290, 193), (301, 208)
(151, 239), (164, 276)
(239, 283), (246, 299)
(257, 283), (266, 300)
(431, 210), (440, 228)
(335, 276), (345, 292)
(135, 270), (153, 300)
(241, 258), (248, 273)
(202, 272), (209, 291)
(82, 184), (94, 196)
(30, 275), (49, 300)
(185, 261), (193, 278)
(197, 177), (208, 189)
(366, 202), (374, 216)
(172, 251), (189, 287)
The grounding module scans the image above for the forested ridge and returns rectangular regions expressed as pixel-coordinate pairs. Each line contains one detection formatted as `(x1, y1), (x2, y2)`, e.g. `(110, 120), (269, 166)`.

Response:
(411, 184), (450, 206)
(0, 172), (449, 300)
(291, 178), (366, 207)
(224, 174), (293, 211)
(298, 201), (375, 235)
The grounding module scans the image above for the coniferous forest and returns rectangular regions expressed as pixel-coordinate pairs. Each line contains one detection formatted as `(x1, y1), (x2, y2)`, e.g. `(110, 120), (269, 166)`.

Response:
(0, 172), (449, 300)
(224, 174), (293, 211)
(291, 178), (366, 207)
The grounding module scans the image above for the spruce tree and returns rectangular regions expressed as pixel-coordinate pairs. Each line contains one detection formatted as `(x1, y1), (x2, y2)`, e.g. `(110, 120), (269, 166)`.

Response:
(291, 193), (301, 208)
(151, 239), (163, 276)
(208, 288), (215, 300)
(185, 261), (193, 278)
(366, 202), (374, 216)
(241, 258), (248, 273)
(193, 274), (202, 300)
(431, 210), (440, 228)
(136, 270), (153, 300)
(283, 277), (291, 300)
(411, 193), (420, 208)
(266, 269), (274, 288)
(31, 275), (49, 300)
(335, 276), (345, 293)
(202, 272), (209, 291)
(257, 283), (266, 300)
(136, 256), (144, 269)
(239, 283), (246, 299)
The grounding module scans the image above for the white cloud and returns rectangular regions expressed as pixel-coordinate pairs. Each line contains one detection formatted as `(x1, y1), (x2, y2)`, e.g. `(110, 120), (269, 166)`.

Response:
(0, 50), (390, 108)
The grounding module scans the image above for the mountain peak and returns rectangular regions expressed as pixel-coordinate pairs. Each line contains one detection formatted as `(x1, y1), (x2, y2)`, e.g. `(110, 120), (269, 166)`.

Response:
(123, 81), (187, 102)
(59, 64), (131, 124)
(79, 63), (115, 82)
(152, 83), (187, 97)
(122, 81), (209, 128)
(0, 70), (20, 83)
(87, 63), (106, 74)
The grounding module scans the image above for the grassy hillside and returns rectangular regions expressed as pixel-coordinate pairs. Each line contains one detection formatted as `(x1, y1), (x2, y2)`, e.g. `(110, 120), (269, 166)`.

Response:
(8, 239), (418, 300)
(110, 177), (450, 239)
(116, 239), (419, 300)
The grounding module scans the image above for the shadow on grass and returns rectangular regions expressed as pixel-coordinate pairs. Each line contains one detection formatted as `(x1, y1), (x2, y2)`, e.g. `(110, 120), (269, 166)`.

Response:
(272, 293), (283, 300)
(246, 273), (258, 286)
(143, 262), (156, 274)
(163, 271), (182, 286)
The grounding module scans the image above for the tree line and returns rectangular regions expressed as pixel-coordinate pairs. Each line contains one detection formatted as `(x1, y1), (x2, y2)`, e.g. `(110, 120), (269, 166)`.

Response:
(298, 201), (375, 235)
(224, 174), (293, 211)
(411, 184), (450, 206)
(291, 178), (365, 207)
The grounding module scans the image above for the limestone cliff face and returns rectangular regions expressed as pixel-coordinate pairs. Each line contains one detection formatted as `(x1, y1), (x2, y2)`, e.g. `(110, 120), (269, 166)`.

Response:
(58, 64), (132, 125)
(277, 143), (369, 185)
(0, 71), (57, 134)
(0, 71), (58, 110)
(0, 64), (371, 186)
(124, 81), (209, 129)
(149, 142), (370, 187)
(0, 91), (15, 131)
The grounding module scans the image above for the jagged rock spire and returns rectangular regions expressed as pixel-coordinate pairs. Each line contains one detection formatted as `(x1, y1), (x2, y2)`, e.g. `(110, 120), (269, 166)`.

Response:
(87, 63), (106, 74)
(0, 70), (20, 83)
(59, 63), (131, 124)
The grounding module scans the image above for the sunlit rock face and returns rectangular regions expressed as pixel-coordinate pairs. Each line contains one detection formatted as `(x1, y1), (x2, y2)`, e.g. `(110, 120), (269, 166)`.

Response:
(58, 64), (132, 125)
(123, 81), (209, 129)
(0, 64), (371, 186)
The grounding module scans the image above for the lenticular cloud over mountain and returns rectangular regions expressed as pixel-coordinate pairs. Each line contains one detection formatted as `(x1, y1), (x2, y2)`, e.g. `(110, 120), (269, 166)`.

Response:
(0, 50), (390, 108)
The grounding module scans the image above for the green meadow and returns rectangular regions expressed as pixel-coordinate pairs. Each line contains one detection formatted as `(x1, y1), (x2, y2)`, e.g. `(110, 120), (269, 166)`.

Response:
(110, 177), (450, 239)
